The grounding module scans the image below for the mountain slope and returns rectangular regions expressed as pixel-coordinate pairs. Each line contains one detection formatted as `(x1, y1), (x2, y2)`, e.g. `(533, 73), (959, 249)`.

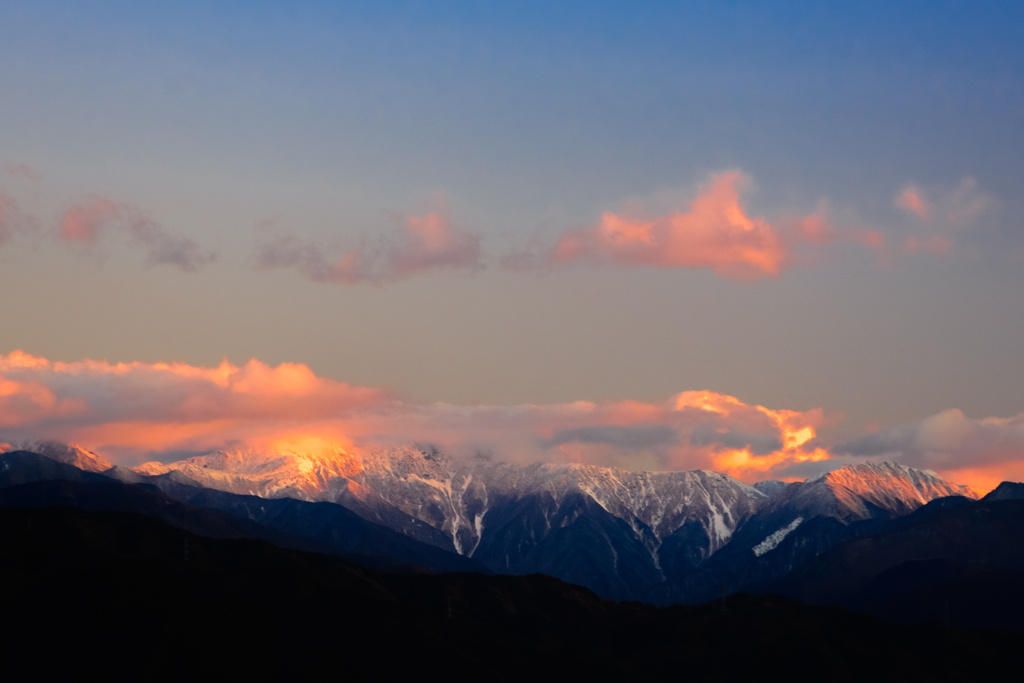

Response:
(752, 495), (1024, 630)
(667, 463), (978, 603)
(0, 451), (479, 573)
(3, 504), (1018, 679)
(1, 441), (112, 472)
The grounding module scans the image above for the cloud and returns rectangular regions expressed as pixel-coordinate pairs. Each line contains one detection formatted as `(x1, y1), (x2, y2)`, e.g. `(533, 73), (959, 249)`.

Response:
(255, 208), (481, 284)
(548, 172), (790, 280)
(689, 425), (783, 455)
(4, 164), (42, 182)
(541, 424), (678, 449)
(902, 234), (953, 255)
(895, 178), (996, 227)
(0, 194), (18, 247)
(834, 409), (1024, 492)
(60, 197), (215, 271)
(0, 351), (829, 481)
(0, 193), (36, 247)
(507, 171), (891, 281)
(836, 408), (1024, 470)
(4, 350), (1020, 492)
(894, 177), (996, 254)
(895, 187), (930, 220)
(60, 198), (120, 242)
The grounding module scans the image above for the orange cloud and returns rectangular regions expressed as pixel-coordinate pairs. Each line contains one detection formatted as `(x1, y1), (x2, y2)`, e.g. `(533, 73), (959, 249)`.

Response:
(254, 207), (481, 284)
(509, 172), (894, 280)
(2, 350), (1019, 493)
(0, 350), (832, 482)
(551, 172), (790, 280)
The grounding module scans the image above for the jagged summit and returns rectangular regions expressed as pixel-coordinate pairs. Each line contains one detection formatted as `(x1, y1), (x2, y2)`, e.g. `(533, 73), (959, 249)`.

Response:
(752, 461), (976, 526)
(131, 447), (363, 499)
(0, 441), (112, 473)
(814, 461), (977, 519)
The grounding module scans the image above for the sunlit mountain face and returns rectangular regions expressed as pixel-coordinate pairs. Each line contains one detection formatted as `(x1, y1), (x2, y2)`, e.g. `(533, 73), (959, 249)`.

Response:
(4, 349), (1021, 495)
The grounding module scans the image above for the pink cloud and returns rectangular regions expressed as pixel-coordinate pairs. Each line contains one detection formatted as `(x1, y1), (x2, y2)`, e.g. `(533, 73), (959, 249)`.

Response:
(60, 198), (120, 242)
(255, 208), (481, 284)
(509, 172), (893, 281)
(0, 350), (829, 481)
(6, 349), (1020, 492)
(550, 172), (790, 280)
(60, 197), (215, 271)
(893, 177), (996, 253)
(895, 187), (930, 220)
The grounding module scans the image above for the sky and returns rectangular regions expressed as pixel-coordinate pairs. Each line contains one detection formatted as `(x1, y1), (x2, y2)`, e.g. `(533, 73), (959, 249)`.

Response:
(1, 1), (1023, 491)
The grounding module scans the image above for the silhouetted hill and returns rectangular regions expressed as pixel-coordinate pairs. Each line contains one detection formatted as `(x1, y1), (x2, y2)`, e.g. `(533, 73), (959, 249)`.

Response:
(1, 505), (1018, 680)
(753, 496), (1024, 630)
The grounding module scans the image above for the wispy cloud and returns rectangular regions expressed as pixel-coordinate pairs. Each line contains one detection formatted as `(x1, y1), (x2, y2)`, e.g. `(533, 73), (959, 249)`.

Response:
(895, 187), (930, 220)
(894, 177), (996, 254)
(0, 193), (36, 247)
(4, 164), (42, 183)
(255, 208), (481, 284)
(60, 197), (216, 271)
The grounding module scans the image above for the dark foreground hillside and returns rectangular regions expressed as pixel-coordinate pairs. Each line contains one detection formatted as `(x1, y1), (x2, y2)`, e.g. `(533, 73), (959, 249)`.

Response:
(0, 506), (1018, 681)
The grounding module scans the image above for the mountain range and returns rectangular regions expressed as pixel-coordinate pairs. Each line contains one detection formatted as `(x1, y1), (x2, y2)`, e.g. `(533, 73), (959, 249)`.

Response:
(0, 441), (986, 607)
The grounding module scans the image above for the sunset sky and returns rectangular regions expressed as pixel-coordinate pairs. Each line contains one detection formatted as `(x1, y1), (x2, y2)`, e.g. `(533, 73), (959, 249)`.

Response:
(1, 2), (1023, 492)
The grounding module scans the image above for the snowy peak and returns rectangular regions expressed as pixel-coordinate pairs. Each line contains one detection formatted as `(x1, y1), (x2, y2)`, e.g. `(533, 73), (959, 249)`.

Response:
(0, 441), (112, 473)
(131, 446), (363, 500)
(773, 462), (976, 523)
(820, 462), (977, 519)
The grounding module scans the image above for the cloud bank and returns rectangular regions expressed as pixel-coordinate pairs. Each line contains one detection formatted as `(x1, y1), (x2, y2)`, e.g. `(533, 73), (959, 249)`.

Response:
(0, 351), (828, 483)
(835, 409), (1024, 493)
(3, 350), (1018, 491)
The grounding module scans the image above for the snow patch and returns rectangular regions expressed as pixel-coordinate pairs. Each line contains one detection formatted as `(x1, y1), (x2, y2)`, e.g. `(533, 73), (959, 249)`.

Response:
(752, 517), (803, 557)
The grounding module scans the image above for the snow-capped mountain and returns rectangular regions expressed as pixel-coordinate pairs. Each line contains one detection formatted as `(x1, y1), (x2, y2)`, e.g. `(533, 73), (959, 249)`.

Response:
(122, 446), (976, 601)
(770, 462), (977, 521)
(127, 445), (766, 597)
(0, 441), (112, 473)
(678, 462), (980, 602)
